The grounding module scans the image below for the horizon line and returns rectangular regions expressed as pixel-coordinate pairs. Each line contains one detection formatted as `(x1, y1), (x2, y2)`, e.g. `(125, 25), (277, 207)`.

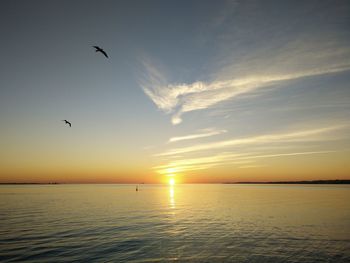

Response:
(1, 179), (349, 185)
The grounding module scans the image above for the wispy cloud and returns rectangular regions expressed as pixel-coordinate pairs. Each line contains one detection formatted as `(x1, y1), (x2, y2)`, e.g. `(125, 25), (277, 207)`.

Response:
(156, 126), (344, 156)
(155, 152), (251, 174)
(140, 58), (350, 124)
(155, 150), (336, 174)
(239, 150), (336, 160)
(168, 128), (227, 143)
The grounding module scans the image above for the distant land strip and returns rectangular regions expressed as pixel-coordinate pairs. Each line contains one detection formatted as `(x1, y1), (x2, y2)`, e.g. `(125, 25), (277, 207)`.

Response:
(225, 179), (350, 184)
(0, 182), (60, 185)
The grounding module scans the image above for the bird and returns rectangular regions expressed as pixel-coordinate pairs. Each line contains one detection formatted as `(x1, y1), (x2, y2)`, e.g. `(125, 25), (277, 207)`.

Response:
(62, 120), (72, 127)
(93, 46), (108, 58)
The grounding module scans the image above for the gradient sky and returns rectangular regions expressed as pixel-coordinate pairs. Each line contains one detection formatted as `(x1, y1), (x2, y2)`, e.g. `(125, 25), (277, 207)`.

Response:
(1, 0), (350, 183)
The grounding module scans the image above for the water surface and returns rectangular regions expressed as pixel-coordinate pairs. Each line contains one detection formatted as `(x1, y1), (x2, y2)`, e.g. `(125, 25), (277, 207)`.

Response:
(1, 184), (349, 262)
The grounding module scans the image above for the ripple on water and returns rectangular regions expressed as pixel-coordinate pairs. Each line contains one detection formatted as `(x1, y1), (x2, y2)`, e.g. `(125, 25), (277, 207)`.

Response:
(1, 184), (350, 262)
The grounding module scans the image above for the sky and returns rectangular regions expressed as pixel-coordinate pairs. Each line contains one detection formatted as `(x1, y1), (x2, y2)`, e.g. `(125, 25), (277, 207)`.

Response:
(0, 0), (349, 183)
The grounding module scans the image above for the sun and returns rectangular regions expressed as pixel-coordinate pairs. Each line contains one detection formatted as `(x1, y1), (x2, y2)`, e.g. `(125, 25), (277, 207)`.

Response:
(169, 178), (175, 185)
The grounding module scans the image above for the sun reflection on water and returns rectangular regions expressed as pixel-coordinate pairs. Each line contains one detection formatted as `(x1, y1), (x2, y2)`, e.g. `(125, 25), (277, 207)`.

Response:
(169, 186), (175, 209)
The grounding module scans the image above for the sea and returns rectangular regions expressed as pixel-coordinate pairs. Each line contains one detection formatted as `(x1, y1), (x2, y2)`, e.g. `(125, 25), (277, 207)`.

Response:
(0, 184), (349, 262)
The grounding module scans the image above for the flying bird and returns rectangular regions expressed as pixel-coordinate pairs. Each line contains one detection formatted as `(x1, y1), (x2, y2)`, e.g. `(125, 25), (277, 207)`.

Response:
(62, 120), (72, 127)
(93, 46), (108, 58)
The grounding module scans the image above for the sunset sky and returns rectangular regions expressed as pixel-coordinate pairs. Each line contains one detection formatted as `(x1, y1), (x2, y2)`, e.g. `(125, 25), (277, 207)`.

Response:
(0, 0), (349, 183)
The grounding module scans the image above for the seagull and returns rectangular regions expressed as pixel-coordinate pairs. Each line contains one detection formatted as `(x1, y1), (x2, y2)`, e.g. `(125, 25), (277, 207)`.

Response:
(62, 120), (72, 127)
(93, 46), (108, 58)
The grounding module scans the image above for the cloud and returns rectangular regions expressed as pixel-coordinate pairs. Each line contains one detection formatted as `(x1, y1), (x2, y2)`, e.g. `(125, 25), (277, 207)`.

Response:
(155, 150), (336, 174)
(138, 58), (174, 113)
(140, 57), (350, 125)
(239, 150), (336, 160)
(156, 125), (344, 156)
(168, 128), (227, 143)
(155, 152), (251, 174)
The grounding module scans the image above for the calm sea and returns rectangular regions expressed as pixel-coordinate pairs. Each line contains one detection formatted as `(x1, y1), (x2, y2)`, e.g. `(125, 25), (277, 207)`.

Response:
(0, 184), (349, 262)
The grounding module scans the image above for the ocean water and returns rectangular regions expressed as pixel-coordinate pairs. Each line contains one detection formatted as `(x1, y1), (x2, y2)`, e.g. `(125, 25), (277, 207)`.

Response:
(0, 184), (349, 262)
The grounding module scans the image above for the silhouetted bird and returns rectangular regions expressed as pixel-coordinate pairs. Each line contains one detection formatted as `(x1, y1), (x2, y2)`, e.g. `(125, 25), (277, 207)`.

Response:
(62, 120), (72, 127)
(93, 46), (108, 58)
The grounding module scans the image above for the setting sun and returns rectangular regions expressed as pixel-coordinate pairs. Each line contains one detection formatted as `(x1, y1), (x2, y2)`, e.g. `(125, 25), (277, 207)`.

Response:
(169, 178), (175, 185)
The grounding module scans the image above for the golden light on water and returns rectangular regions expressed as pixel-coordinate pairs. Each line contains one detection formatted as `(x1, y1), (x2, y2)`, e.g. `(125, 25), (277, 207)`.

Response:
(169, 185), (175, 209)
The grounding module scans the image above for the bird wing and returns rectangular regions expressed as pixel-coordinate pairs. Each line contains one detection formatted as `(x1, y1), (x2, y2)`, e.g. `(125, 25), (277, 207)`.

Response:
(93, 46), (100, 50)
(101, 50), (108, 58)
(68, 122), (71, 127)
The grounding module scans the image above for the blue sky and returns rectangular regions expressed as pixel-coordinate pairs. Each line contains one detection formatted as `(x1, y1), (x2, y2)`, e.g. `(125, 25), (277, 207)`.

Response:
(0, 0), (349, 182)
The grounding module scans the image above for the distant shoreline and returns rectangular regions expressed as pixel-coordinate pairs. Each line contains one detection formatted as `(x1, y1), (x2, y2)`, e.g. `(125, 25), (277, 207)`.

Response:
(0, 182), (61, 185)
(0, 180), (350, 185)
